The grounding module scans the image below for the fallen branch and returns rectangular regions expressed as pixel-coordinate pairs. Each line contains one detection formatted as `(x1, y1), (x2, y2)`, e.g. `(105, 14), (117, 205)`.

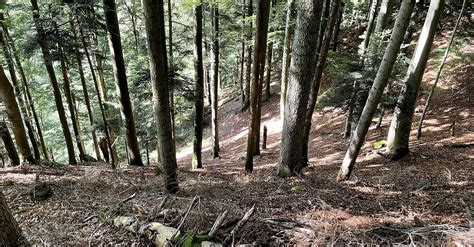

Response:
(170, 196), (198, 241)
(223, 205), (255, 245)
(208, 210), (229, 238)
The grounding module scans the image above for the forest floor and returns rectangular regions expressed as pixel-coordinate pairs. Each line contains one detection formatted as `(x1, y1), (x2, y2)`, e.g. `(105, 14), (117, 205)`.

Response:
(1, 20), (473, 246)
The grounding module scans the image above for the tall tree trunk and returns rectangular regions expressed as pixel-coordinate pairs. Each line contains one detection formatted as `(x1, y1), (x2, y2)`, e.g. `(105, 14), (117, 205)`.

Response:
(70, 20), (102, 161)
(0, 192), (27, 245)
(245, 0), (271, 172)
(192, 0), (204, 169)
(331, 1), (344, 51)
(362, 0), (379, 54)
(336, 0), (415, 181)
(242, 0), (253, 111)
(142, 0), (179, 193)
(210, 3), (221, 158)
(279, 0), (296, 121)
(103, 0), (143, 166)
(0, 28), (40, 160)
(374, 0), (394, 33)
(277, 0), (322, 177)
(167, 0), (177, 149)
(78, 24), (116, 168)
(59, 52), (87, 162)
(240, 0), (246, 104)
(265, 43), (273, 100)
(124, 0), (139, 52)
(303, 0), (341, 164)
(317, 0), (331, 52)
(386, 0), (444, 160)
(416, 0), (465, 139)
(30, 0), (76, 164)
(0, 66), (34, 164)
(0, 121), (20, 166)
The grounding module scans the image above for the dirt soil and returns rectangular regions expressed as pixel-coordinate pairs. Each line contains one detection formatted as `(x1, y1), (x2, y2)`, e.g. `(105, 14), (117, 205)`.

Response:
(1, 17), (473, 246)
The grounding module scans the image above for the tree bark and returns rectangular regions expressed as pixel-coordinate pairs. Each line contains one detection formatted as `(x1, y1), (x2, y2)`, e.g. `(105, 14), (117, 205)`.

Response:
(0, 28), (40, 160)
(245, 0), (271, 172)
(0, 191), (27, 246)
(70, 20), (101, 161)
(0, 66), (34, 164)
(142, 0), (179, 193)
(277, 0), (322, 177)
(331, 1), (344, 51)
(279, 0), (296, 121)
(30, 0), (76, 164)
(264, 43), (273, 100)
(192, 0), (204, 169)
(303, 0), (341, 164)
(58, 47), (87, 162)
(103, 0), (143, 166)
(362, 0), (379, 54)
(336, 0), (415, 181)
(416, 0), (465, 139)
(210, 3), (220, 158)
(374, 0), (394, 33)
(386, 0), (444, 160)
(167, 0), (177, 150)
(0, 121), (20, 166)
(77, 23), (116, 168)
(242, 0), (253, 111)
(0, 15), (48, 160)
(240, 0), (246, 104)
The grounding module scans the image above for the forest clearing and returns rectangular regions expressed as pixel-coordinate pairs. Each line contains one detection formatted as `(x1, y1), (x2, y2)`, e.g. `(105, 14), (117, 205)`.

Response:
(0, 0), (473, 245)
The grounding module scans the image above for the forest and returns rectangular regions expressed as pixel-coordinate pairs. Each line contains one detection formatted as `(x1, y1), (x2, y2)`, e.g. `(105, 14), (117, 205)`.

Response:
(0, 0), (472, 245)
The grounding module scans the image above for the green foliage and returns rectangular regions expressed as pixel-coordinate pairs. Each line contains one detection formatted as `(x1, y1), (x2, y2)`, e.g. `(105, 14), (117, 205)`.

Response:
(181, 233), (212, 247)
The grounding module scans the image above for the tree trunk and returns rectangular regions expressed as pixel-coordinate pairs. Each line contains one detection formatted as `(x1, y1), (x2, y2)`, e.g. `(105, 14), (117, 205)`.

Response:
(103, 0), (143, 166)
(0, 13), (48, 160)
(386, 0), (444, 160)
(210, 3), (221, 158)
(192, 0), (204, 169)
(71, 25), (102, 161)
(0, 192), (27, 245)
(0, 28), (40, 160)
(303, 0), (341, 164)
(58, 48), (86, 162)
(245, 0), (271, 172)
(124, 0), (139, 52)
(78, 23), (116, 168)
(362, 0), (379, 54)
(336, 0), (415, 181)
(30, 0), (76, 164)
(0, 121), (20, 166)
(317, 0), (331, 53)
(416, 0), (465, 139)
(142, 0), (179, 193)
(279, 0), (296, 121)
(240, 0), (246, 104)
(331, 1), (344, 51)
(168, 0), (177, 150)
(242, 0), (253, 111)
(277, 0), (322, 177)
(0, 66), (34, 164)
(264, 43), (273, 100)
(374, 0), (394, 33)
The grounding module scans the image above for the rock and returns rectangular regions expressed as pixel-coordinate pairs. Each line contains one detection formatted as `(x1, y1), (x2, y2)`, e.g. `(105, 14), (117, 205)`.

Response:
(30, 182), (53, 201)
(201, 241), (223, 247)
(146, 223), (180, 247)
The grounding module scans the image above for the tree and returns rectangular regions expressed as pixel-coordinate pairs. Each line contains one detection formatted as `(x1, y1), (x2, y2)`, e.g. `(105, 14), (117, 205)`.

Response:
(245, 0), (271, 172)
(336, 0), (415, 182)
(30, 0), (76, 165)
(103, 0), (143, 166)
(416, 0), (465, 139)
(279, 0), (296, 120)
(210, 3), (221, 159)
(0, 26), (40, 160)
(362, 0), (379, 54)
(242, 0), (253, 111)
(331, 1), (344, 51)
(192, 0), (204, 169)
(277, 0), (322, 177)
(0, 13), (48, 160)
(0, 191), (27, 245)
(142, 0), (179, 193)
(0, 121), (20, 166)
(386, 0), (444, 160)
(303, 0), (341, 163)
(0, 66), (34, 164)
